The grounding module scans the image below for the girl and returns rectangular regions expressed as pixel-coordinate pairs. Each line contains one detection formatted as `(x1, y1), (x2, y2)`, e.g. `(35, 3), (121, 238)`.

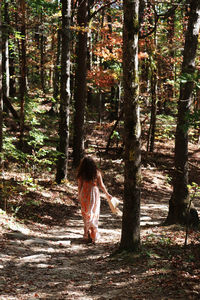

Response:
(77, 156), (112, 244)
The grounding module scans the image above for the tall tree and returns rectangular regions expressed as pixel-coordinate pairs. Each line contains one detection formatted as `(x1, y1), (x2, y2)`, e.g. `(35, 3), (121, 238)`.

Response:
(1, 0), (19, 121)
(120, 0), (141, 251)
(52, 27), (61, 109)
(166, 10), (175, 103)
(166, 0), (200, 225)
(40, 12), (46, 93)
(147, 32), (158, 153)
(2, 1), (10, 102)
(72, 0), (88, 167)
(19, 0), (27, 148)
(8, 0), (16, 97)
(56, 0), (71, 183)
(0, 0), (3, 207)
(0, 1), (3, 166)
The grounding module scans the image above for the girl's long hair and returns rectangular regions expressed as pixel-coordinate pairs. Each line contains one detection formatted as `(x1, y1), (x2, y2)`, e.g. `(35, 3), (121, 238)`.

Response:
(77, 156), (98, 182)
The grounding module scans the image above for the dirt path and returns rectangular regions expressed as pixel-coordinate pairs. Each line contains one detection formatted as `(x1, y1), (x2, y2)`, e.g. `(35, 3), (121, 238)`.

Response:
(0, 140), (200, 299)
(1, 184), (199, 300)
(0, 184), (169, 300)
(0, 198), (122, 300)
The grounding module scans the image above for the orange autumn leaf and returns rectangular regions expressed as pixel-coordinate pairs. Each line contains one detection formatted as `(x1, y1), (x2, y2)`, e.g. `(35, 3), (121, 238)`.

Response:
(138, 52), (149, 59)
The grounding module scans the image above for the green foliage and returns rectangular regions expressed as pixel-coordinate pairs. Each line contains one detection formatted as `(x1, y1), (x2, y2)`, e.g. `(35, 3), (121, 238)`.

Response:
(188, 182), (200, 197)
(3, 136), (27, 163)
(187, 110), (200, 128)
(111, 130), (120, 140)
(3, 91), (60, 173)
(27, 0), (59, 15)
(156, 114), (176, 140)
(179, 71), (200, 88)
(14, 31), (25, 40)
(3, 133), (59, 172)
(159, 236), (172, 246)
(165, 174), (172, 185)
(22, 176), (39, 190)
(11, 205), (22, 217)
(179, 72), (194, 84)
(185, 109), (200, 142)
(28, 128), (45, 148)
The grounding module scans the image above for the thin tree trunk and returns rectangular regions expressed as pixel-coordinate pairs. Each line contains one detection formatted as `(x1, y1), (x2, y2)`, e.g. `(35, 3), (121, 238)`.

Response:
(9, 0), (16, 97)
(120, 0), (141, 252)
(40, 12), (45, 93)
(107, 11), (118, 121)
(0, 1), (3, 165)
(52, 28), (61, 112)
(56, 0), (71, 184)
(147, 35), (158, 153)
(147, 67), (157, 153)
(0, 0), (3, 206)
(2, 1), (16, 115)
(72, 0), (88, 167)
(19, 0), (27, 149)
(2, 1), (10, 106)
(9, 38), (16, 97)
(166, 0), (200, 226)
(167, 9), (175, 102)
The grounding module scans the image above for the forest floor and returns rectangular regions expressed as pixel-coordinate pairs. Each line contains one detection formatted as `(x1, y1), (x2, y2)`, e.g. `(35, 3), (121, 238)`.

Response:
(0, 114), (200, 299)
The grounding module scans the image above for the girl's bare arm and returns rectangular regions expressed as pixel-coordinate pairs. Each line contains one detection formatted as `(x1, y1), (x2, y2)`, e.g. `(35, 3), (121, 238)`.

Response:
(97, 172), (112, 200)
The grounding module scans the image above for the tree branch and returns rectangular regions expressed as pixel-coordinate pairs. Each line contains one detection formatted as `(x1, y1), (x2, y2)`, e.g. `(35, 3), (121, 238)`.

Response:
(140, 0), (184, 39)
(89, 0), (118, 21)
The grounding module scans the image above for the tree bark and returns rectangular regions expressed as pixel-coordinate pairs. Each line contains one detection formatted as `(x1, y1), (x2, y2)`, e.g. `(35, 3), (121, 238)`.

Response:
(166, 0), (200, 226)
(40, 12), (46, 94)
(166, 9), (175, 103)
(9, 0), (16, 97)
(148, 65), (157, 153)
(52, 28), (61, 108)
(147, 34), (158, 153)
(2, 1), (10, 102)
(56, 0), (71, 184)
(0, 1), (3, 164)
(0, 0), (3, 206)
(19, 0), (27, 149)
(72, 0), (88, 167)
(120, 0), (141, 252)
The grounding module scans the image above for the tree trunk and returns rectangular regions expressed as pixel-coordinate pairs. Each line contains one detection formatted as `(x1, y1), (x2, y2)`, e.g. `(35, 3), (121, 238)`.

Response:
(56, 0), (71, 184)
(72, 0), (88, 167)
(166, 9), (175, 103)
(19, 0), (27, 149)
(148, 65), (157, 153)
(9, 37), (16, 97)
(166, 0), (200, 226)
(0, 1), (3, 165)
(9, 0), (16, 97)
(2, 1), (10, 104)
(52, 27), (61, 113)
(147, 34), (158, 153)
(40, 12), (46, 94)
(0, 0), (3, 206)
(120, 0), (141, 252)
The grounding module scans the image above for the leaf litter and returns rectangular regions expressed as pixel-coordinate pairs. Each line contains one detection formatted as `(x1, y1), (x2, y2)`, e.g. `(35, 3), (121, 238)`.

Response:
(0, 123), (200, 299)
